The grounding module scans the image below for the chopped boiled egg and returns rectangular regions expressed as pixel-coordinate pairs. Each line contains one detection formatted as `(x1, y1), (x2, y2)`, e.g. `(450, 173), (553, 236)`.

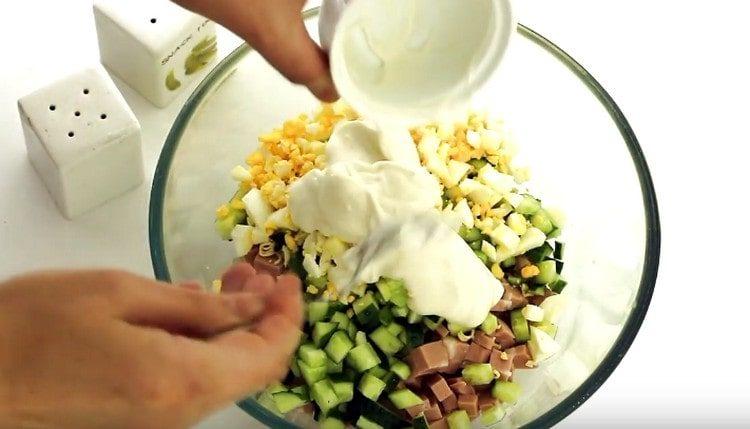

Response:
(521, 305), (545, 322)
(447, 160), (472, 185)
(480, 129), (502, 153)
(242, 189), (273, 227)
(540, 294), (569, 325)
(528, 326), (561, 363)
(466, 130), (481, 148)
(489, 223), (521, 252)
(230, 225), (253, 257)
(265, 207), (295, 231)
(516, 227), (547, 255)
(481, 240), (498, 262)
(506, 212), (528, 235)
(230, 165), (252, 182)
(454, 199), (474, 228)
(478, 165), (516, 195)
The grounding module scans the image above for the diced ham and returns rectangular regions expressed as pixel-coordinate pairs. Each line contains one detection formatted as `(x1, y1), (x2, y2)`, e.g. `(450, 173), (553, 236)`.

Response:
(300, 402), (316, 414)
(473, 332), (496, 350)
(464, 342), (491, 363)
(478, 393), (498, 412)
(457, 394), (479, 419)
(429, 418), (448, 429)
(440, 392), (458, 413)
(243, 245), (259, 264)
(449, 379), (475, 396)
(503, 282), (528, 309)
(405, 398), (428, 418)
(252, 252), (284, 277)
(424, 399), (443, 422)
(489, 348), (513, 382)
(436, 324), (450, 338)
(493, 319), (516, 349)
(408, 341), (451, 378)
(441, 338), (469, 374)
(405, 375), (424, 390)
(426, 375), (453, 402)
(507, 345), (533, 369)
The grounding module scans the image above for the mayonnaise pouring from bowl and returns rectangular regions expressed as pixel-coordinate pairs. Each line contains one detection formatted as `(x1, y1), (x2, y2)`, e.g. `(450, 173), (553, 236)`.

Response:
(286, 0), (515, 327)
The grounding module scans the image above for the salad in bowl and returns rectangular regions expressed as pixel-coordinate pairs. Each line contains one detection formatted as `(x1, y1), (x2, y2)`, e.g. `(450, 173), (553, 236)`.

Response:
(213, 101), (568, 429)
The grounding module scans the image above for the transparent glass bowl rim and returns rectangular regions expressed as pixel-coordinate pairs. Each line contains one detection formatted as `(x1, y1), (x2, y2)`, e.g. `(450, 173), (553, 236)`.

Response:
(149, 8), (661, 428)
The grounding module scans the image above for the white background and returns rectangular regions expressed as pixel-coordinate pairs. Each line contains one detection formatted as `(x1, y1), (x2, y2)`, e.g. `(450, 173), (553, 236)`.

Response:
(1, 0), (749, 427)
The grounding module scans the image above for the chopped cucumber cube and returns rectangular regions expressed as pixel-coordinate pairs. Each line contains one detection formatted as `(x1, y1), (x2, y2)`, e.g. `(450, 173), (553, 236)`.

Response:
(492, 381), (522, 404)
(320, 417), (346, 429)
(390, 361), (411, 380)
(272, 392), (308, 414)
(325, 331), (355, 364)
(306, 275), (328, 289)
(388, 389), (424, 409)
(313, 322), (338, 347)
(526, 242), (553, 263)
(299, 344), (328, 368)
(290, 385), (308, 399)
(480, 404), (507, 426)
(298, 359), (327, 385)
(330, 312), (350, 330)
(367, 366), (388, 379)
(311, 379), (339, 413)
(346, 343), (381, 372)
(446, 410), (472, 429)
(502, 256), (516, 268)
(474, 250), (490, 265)
(550, 278), (568, 293)
(392, 306), (409, 318)
(515, 195), (541, 215)
(385, 322), (405, 337)
(480, 314), (499, 335)
(554, 242), (565, 260)
(378, 307), (394, 325)
(510, 309), (531, 343)
(326, 357), (343, 374)
(462, 363), (495, 385)
(381, 371), (401, 392)
(531, 211), (554, 234)
(356, 416), (384, 429)
(535, 260), (558, 285)
(332, 381), (354, 403)
(265, 382), (287, 394)
(355, 331), (368, 345)
(307, 301), (330, 325)
(353, 294), (380, 326)
(459, 225), (484, 242)
(359, 373), (387, 401)
(407, 310), (422, 325)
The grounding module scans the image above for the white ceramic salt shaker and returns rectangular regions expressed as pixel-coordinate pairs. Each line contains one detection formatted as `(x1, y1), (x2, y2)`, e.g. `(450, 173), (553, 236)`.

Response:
(93, 0), (217, 108)
(17, 66), (144, 219)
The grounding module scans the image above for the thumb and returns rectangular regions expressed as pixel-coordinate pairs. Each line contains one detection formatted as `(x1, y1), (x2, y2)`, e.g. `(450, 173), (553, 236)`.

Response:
(254, 18), (339, 102)
(120, 280), (270, 338)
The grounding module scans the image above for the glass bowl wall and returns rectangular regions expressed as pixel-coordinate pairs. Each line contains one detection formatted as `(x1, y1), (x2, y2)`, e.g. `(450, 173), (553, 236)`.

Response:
(150, 8), (659, 429)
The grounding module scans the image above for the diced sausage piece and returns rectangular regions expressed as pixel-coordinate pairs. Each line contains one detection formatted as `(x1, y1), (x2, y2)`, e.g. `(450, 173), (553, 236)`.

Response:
(508, 345), (533, 369)
(493, 319), (516, 349)
(408, 341), (450, 377)
(405, 375), (424, 390)
(464, 342), (491, 363)
(491, 299), (514, 312)
(503, 282), (528, 310)
(473, 332), (496, 350)
(489, 348), (514, 382)
(478, 393), (498, 412)
(406, 398), (428, 418)
(449, 379), (476, 396)
(253, 253), (284, 277)
(426, 375), (453, 402)
(429, 418), (448, 429)
(424, 399), (443, 422)
(436, 324), (450, 338)
(440, 392), (458, 413)
(457, 394), (479, 419)
(300, 402), (316, 414)
(243, 245), (259, 264)
(441, 338), (470, 374)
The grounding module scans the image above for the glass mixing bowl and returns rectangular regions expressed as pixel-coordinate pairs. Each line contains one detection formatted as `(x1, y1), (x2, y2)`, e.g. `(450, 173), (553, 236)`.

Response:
(149, 8), (660, 429)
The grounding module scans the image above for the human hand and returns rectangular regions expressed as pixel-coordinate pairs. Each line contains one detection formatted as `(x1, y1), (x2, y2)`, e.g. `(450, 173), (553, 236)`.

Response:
(0, 266), (302, 429)
(174, 0), (338, 102)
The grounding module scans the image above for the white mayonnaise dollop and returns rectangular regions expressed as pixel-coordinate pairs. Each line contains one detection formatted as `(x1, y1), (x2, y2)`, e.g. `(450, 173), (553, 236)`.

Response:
(288, 120), (440, 244)
(329, 214), (504, 327)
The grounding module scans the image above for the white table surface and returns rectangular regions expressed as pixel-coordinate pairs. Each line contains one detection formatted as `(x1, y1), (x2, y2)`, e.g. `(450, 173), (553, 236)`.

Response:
(1, 1), (749, 427)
